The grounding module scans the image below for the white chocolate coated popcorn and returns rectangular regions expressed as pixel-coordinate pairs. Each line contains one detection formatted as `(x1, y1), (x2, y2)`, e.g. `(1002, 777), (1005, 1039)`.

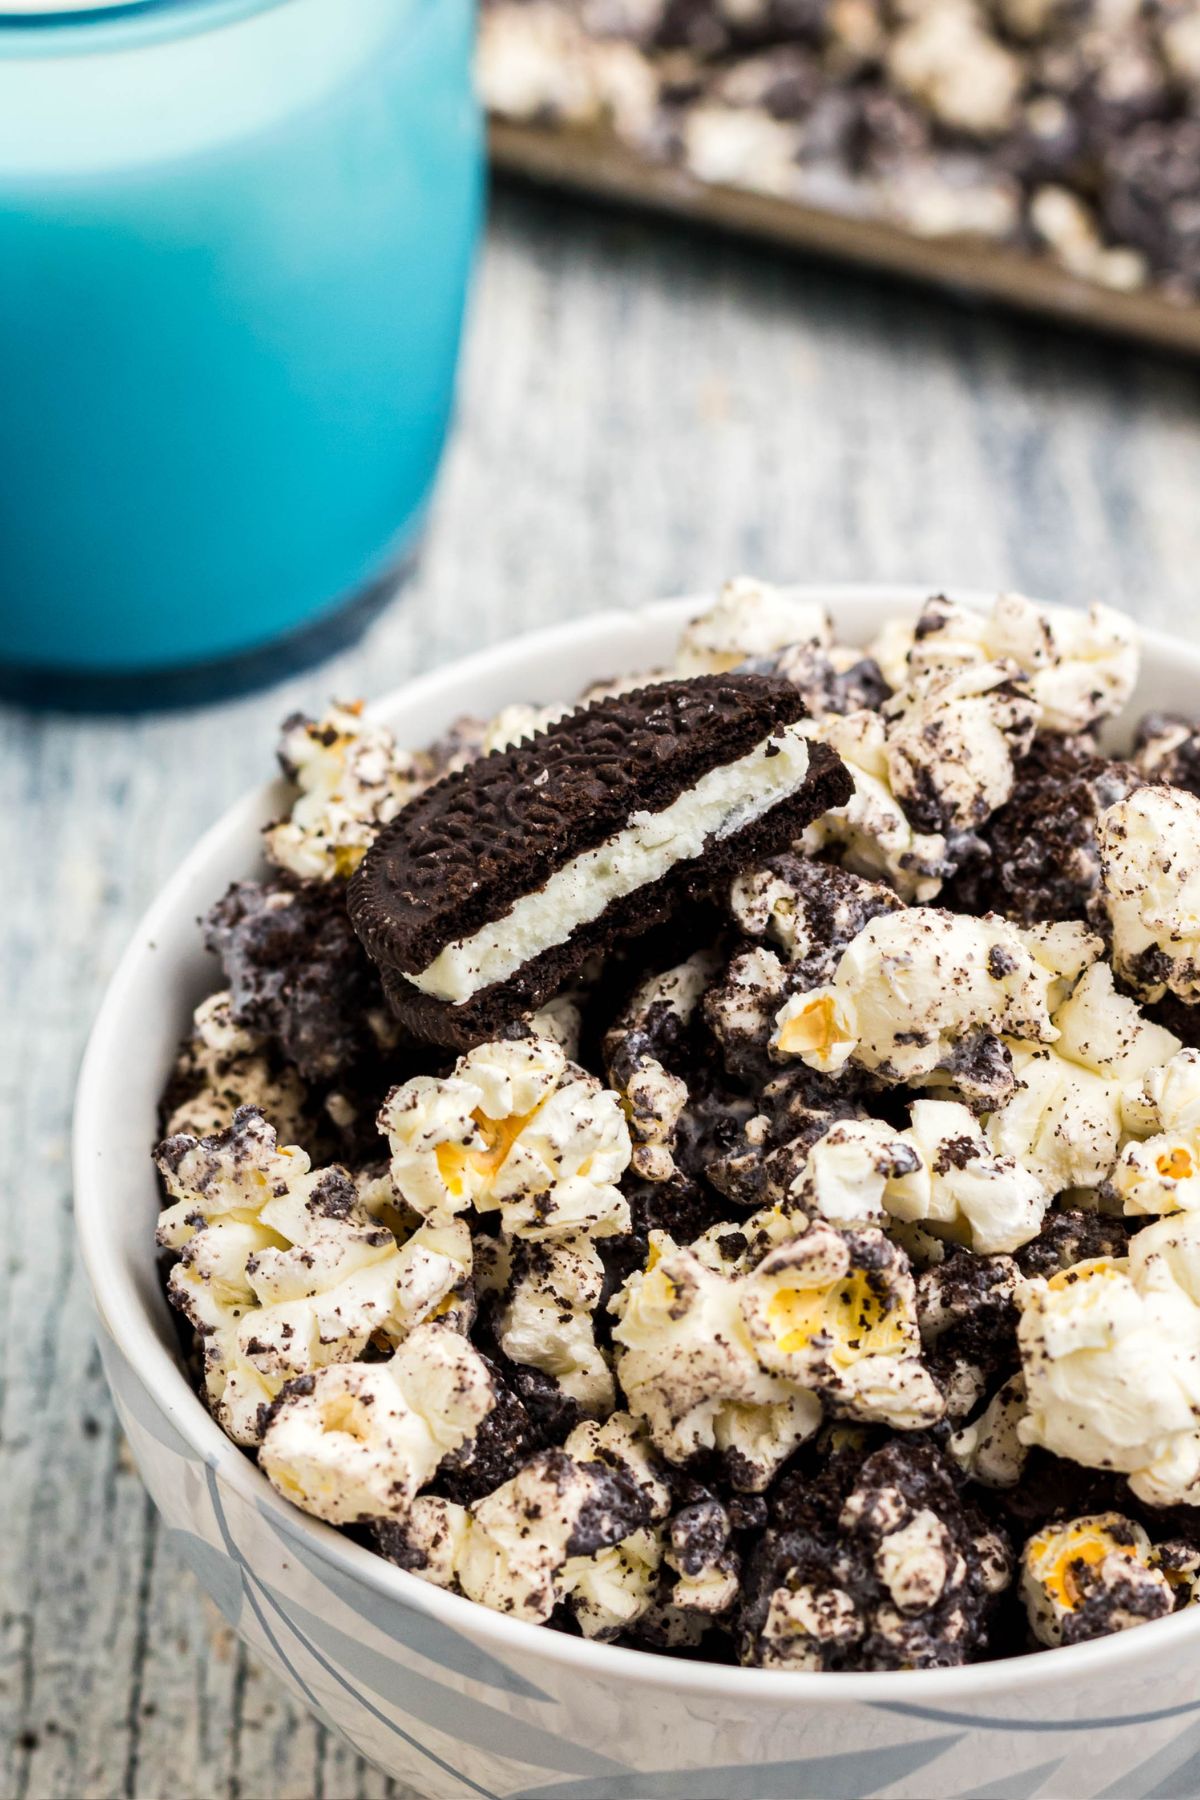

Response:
(163, 990), (310, 1143)
(265, 704), (430, 881)
(949, 1374), (1029, 1488)
(611, 1234), (823, 1484)
(874, 593), (1139, 735)
(772, 910), (1099, 1103)
(1116, 1050), (1200, 1216)
(1099, 786), (1200, 1003)
(789, 1119), (920, 1228)
(1020, 1514), (1173, 1648)
(882, 659), (1037, 837)
(741, 1222), (944, 1429)
(493, 1236), (616, 1415)
(382, 1036), (631, 1239)
(156, 1110), (471, 1444)
(1017, 1217), (1200, 1505)
(452, 1447), (650, 1625)
(885, 1099), (1049, 1254)
(258, 1324), (494, 1525)
(676, 576), (832, 675)
(800, 709), (952, 902)
(603, 951), (718, 1182)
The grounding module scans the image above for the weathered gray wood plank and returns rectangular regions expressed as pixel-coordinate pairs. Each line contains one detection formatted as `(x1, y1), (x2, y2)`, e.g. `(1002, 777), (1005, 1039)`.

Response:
(4, 182), (1200, 1800)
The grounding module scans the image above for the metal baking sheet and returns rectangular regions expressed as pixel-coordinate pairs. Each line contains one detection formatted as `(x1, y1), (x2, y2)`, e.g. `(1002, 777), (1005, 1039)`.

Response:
(491, 118), (1200, 357)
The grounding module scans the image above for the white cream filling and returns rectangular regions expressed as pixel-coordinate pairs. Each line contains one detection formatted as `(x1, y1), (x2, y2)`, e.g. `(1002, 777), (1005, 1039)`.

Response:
(408, 726), (812, 1004)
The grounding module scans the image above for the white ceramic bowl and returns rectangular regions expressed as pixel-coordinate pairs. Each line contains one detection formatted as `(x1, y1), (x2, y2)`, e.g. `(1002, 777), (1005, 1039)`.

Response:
(75, 589), (1200, 1800)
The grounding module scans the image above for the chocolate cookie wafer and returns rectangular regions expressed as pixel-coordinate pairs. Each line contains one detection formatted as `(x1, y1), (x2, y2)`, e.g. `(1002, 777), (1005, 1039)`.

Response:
(348, 674), (850, 1049)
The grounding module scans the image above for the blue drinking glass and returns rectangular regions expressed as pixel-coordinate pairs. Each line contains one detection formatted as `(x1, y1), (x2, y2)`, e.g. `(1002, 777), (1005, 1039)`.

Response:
(0, 0), (482, 705)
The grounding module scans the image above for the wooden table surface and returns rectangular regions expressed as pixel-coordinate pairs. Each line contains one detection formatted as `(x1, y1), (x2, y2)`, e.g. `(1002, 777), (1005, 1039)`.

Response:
(5, 181), (1200, 1800)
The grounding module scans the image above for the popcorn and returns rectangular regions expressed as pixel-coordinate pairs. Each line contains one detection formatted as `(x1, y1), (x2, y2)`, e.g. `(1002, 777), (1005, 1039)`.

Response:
(740, 1439), (1011, 1671)
(382, 1036), (631, 1239)
(949, 1374), (1029, 1487)
(205, 877), (393, 1085)
(1115, 1050), (1200, 1218)
(799, 709), (954, 903)
(885, 1099), (1049, 1254)
(156, 1108), (471, 1444)
(1020, 1514), (1174, 1647)
(882, 660), (1038, 838)
(1016, 1217), (1200, 1506)
(665, 1497), (740, 1617)
(158, 585), (1200, 1673)
(729, 855), (903, 980)
(787, 1118), (921, 1229)
(1099, 785), (1200, 1003)
(431, 1446), (652, 1625)
(265, 704), (430, 882)
(772, 909), (1100, 1107)
(257, 1324), (495, 1525)
(162, 990), (310, 1144)
(874, 593), (1139, 735)
(740, 1222), (945, 1430)
(492, 1236), (616, 1415)
(675, 576), (832, 676)
(478, 701), (570, 754)
(610, 1234), (823, 1486)
(603, 951), (718, 1182)
(1132, 712), (1200, 797)
(917, 1252), (1021, 1421)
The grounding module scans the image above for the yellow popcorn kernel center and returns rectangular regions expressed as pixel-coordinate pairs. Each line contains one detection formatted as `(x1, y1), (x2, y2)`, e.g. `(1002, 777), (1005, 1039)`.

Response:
(1030, 1522), (1137, 1612)
(332, 844), (366, 879)
(1157, 1145), (1194, 1182)
(776, 995), (848, 1060)
(320, 1390), (373, 1442)
(436, 1105), (539, 1195)
(1046, 1257), (1126, 1292)
(767, 1272), (904, 1364)
(642, 1241), (677, 1303)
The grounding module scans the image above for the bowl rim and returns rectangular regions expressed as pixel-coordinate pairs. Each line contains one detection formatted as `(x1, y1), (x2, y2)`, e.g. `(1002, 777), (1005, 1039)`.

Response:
(74, 582), (1200, 1710)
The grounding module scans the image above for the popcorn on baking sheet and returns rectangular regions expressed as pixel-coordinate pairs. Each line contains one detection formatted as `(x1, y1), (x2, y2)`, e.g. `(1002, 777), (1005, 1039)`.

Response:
(872, 593), (1139, 735)
(382, 1035), (631, 1239)
(257, 1323), (495, 1525)
(156, 1107), (472, 1444)
(265, 703), (431, 882)
(1098, 785), (1200, 1004)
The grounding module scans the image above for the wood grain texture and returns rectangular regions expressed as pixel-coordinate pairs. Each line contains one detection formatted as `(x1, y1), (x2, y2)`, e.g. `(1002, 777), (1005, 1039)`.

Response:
(4, 181), (1200, 1800)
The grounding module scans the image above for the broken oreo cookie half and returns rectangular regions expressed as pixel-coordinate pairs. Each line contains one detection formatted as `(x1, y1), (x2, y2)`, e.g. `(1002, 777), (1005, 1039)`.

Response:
(348, 674), (851, 1049)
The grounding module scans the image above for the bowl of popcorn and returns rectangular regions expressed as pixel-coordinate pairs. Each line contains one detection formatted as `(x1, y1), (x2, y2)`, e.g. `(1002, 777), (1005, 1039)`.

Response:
(76, 582), (1200, 1800)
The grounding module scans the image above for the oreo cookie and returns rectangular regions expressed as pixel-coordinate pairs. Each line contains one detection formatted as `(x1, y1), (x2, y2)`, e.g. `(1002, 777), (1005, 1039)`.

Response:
(348, 674), (850, 1049)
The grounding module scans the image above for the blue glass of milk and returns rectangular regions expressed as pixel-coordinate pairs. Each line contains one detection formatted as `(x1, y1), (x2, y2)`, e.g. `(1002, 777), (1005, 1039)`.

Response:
(0, 0), (482, 704)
